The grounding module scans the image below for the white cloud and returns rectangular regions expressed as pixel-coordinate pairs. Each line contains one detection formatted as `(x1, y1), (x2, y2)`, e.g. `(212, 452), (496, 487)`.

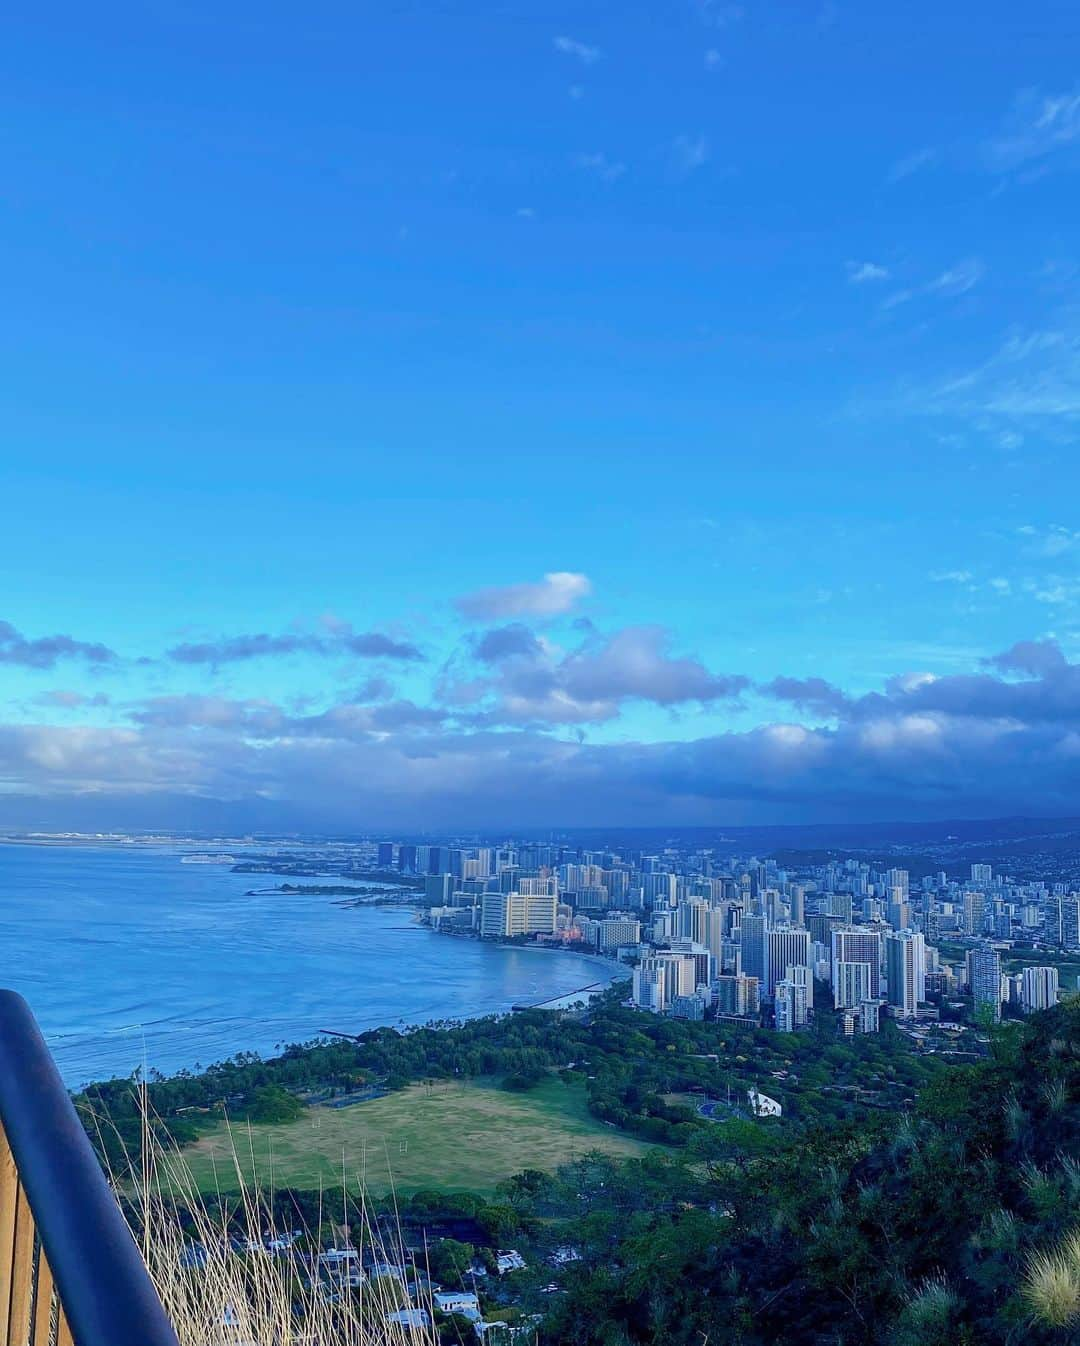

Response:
(553, 36), (602, 65)
(986, 86), (1080, 171)
(847, 260), (889, 284)
(929, 569), (974, 584)
(1021, 525), (1080, 558)
(456, 572), (592, 621)
(928, 257), (985, 297)
(917, 326), (1080, 422)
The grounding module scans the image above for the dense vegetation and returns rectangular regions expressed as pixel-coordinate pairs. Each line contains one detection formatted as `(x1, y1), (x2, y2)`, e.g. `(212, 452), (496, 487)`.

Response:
(82, 991), (1080, 1343)
(527, 1000), (1080, 1345)
(75, 990), (943, 1165)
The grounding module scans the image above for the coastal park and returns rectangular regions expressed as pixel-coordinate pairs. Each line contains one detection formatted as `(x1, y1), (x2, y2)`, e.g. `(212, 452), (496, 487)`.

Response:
(181, 1075), (655, 1196)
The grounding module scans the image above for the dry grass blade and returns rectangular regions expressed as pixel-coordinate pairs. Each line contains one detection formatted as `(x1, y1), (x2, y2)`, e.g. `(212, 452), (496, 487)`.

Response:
(100, 1089), (440, 1346)
(1023, 1228), (1080, 1330)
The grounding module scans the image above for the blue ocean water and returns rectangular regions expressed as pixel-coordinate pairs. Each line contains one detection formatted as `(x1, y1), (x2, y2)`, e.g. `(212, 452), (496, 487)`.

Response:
(0, 843), (618, 1088)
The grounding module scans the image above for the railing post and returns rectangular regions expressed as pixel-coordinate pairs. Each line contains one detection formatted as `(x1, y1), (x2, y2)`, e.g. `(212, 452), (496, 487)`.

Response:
(8, 1182), (34, 1346)
(31, 1253), (55, 1346)
(0, 992), (180, 1346)
(0, 1125), (17, 1337)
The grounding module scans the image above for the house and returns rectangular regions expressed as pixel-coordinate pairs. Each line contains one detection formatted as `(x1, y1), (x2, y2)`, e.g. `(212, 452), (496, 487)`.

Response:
(386, 1309), (431, 1331)
(433, 1290), (481, 1321)
(318, 1246), (363, 1288)
(495, 1249), (527, 1275)
(318, 1247), (359, 1267)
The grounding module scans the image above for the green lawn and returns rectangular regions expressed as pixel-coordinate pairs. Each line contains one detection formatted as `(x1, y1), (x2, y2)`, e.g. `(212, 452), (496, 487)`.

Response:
(181, 1077), (655, 1196)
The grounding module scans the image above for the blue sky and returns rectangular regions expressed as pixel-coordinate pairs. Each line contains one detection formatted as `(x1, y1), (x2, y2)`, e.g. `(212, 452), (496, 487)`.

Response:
(2, 0), (1080, 828)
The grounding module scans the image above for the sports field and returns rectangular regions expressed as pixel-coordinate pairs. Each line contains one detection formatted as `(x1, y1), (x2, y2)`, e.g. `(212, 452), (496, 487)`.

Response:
(181, 1077), (655, 1196)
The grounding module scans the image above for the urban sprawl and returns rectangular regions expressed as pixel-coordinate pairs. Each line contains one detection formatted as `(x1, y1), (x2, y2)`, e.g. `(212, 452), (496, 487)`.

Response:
(361, 841), (1078, 1035)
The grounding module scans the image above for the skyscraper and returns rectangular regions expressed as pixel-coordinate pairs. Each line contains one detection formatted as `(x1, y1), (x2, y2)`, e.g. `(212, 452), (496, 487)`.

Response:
(963, 891), (986, 937)
(740, 914), (768, 984)
(885, 929), (925, 1018)
(632, 953), (697, 1012)
(766, 926), (810, 1001)
(1021, 965), (1059, 1013)
(831, 928), (882, 999)
(966, 943), (1002, 1023)
(833, 960), (873, 1009)
(715, 974), (759, 1016)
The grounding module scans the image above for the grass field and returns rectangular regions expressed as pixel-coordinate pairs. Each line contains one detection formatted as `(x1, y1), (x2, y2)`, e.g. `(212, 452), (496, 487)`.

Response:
(181, 1077), (656, 1196)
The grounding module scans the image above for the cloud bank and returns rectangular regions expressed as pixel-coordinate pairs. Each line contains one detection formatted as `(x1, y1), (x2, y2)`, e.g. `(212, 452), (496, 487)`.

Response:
(5, 615), (1080, 828)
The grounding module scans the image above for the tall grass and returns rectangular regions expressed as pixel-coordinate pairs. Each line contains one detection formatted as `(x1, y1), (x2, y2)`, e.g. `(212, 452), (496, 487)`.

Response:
(1024, 1228), (1080, 1331)
(91, 1090), (441, 1346)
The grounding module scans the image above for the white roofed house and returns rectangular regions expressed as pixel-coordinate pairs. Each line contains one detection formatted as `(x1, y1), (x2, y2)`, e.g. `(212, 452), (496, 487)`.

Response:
(433, 1290), (481, 1320)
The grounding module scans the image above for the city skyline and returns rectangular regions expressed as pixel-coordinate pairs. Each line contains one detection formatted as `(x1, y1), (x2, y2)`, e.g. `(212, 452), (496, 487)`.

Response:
(4, 1), (1080, 827)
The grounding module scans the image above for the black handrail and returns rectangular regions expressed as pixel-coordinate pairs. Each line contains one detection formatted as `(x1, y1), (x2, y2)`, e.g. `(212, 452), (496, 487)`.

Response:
(0, 990), (179, 1346)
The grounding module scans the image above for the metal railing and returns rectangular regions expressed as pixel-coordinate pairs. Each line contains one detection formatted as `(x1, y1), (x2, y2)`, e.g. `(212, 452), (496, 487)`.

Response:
(0, 991), (179, 1346)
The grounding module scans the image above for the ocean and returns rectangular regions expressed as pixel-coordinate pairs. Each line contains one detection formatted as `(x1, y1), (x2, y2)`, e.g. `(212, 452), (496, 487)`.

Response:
(0, 842), (620, 1088)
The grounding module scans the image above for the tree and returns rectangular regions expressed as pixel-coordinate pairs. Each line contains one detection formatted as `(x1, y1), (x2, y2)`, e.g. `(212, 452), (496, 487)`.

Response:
(242, 1085), (304, 1124)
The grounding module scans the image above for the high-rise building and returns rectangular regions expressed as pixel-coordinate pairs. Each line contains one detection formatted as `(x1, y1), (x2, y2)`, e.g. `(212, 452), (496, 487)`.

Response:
(886, 898), (911, 932)
(677, 898), (710, 945)
(397, 844), (418, 874)
(766, 926), (810, 1000)
(789, 963), (812, 1019)
(632, 953), (697, 1012)
(598, 918), (641, 951)
(827, 894), (854, 923)
(885, 929), (925, 1018)
(774, 965), (810, 1031)
(834, 960), (873, 1009)
(1020, 965), (1059, 1014)
(377, 842), (394, 867)
(705, 906), (727, 964)
(519, 876), (558, 897)
(773, 980), (797, 1032)
(714, 974), (759, 1017)
(809, 913), (843, 947)
(963, 891), (986, 937)
(1047, 894), (1080, 950)
(971, 863), (993, 885)
(966, 943), (1002, 1023)
(740, 914), (768, 984)
(831, 929), (882, 999)
(424, 873), (454, 905)
(668, 940), (713, 988)
(480, 891), (558, 939)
